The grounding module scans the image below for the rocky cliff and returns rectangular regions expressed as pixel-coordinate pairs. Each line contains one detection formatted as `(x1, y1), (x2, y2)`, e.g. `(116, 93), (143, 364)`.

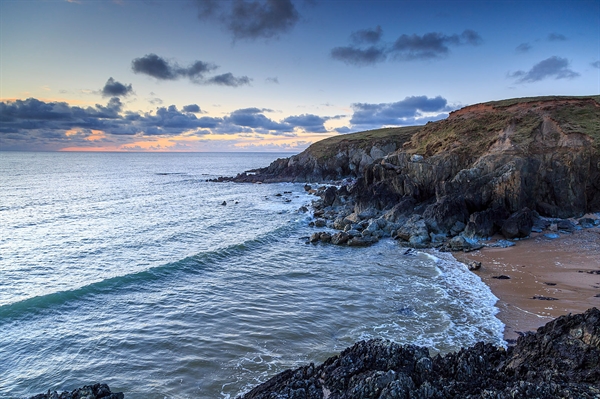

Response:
(230, 95), (600, 248)
(228, 126), (421, 182)
(238, 308), (600, 399)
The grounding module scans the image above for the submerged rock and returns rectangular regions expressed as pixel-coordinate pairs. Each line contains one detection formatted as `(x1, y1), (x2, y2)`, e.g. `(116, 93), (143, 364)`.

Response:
(239, 308), (600, 399)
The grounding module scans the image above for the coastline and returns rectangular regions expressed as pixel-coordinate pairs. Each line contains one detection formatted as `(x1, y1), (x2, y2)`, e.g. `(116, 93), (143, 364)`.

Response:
(454, 225), (600, 341)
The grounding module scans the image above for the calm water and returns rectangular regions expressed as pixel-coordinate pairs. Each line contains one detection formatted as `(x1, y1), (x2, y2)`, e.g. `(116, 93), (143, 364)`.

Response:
(0, 152), (504, 398)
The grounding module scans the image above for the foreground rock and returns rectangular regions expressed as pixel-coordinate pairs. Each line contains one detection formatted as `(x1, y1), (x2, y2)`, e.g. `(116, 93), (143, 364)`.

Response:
(28, 383), (123, 399)
(239, 308), (600, 399)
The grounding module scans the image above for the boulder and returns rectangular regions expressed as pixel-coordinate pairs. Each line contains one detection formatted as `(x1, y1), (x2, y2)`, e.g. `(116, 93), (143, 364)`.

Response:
(347, 237), (378, 247)
(501, 208), (534, 239)
(557, 219), (576, 232)
(330, 232), (350, 245)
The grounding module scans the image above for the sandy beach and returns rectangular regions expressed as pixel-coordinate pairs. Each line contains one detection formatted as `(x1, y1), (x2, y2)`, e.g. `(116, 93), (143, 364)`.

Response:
(455, 225), (600, 342)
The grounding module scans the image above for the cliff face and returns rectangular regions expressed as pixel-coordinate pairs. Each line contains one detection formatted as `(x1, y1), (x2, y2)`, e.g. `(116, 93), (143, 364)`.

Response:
(230, 96), (600, 244)
(231, 126), (420, 183)
(358, 96), (600, 220)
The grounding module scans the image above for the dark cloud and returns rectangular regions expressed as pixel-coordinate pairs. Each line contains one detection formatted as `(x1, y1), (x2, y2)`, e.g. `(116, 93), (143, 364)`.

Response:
(101, 77), (133, 97)
(548, 33), (567, 42)
(330, 45), (387, 66)
(132, 54), (216, 81)
(391, 29), (482, 60)
(194, 0), (299, 40)
(205, 73), (252, 87)
(183, 104), (201, 113)
(1, 97), (335, 150)
(283, 113), (328, 133)
(516, 43), (532, 53)
(349, 96), (450, 127)
(132, 53), (251, 86)
(332, 29), (482, 66)
(592, 61), (600, 69)
(224, 107), (293, 133)
(351, 26), (383, 44)
(509, 56), (580, 83)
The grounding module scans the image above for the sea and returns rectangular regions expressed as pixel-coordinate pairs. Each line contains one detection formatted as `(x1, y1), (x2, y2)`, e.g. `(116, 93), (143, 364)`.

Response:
(0, 152), (505, 399)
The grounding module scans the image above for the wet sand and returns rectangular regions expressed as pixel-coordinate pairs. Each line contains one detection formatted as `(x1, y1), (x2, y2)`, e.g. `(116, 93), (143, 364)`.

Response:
(454, 226), (600, 341)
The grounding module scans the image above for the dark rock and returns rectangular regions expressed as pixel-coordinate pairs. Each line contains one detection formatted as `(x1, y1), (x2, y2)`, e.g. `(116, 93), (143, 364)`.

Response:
(466, 260), (482, 271)
(394, 215), (430, 248)
(319, 232), (332, 243)
(239, 308), (600, 399)
(464, 207), (510, 239)
(488, 239), (516, 248)
(493, 275), (511, 279)
(304, 184), (312, 191)
(309, 233), (321, 243)
(422, 196), (469, 235)
(579, 217), (596, 228)
(501, 208), (534, 239)
(330, 232), (350, 245)
(28, 384), (123, 399)
(347, 236), (378, 247)
(532, 295), (559, 300)
(298, 206), (308, 213)
(544, 282), (557, 286)
(557, 219), (576, 232)
(314, 219), (327, 228)
(221, 201), (227, 206)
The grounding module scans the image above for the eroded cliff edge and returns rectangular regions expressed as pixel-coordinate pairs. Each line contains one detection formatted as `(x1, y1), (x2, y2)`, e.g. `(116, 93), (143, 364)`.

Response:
(225, 96), (600, 248)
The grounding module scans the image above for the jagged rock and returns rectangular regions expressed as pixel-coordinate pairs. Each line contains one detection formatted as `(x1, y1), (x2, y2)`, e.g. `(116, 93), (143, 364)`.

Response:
(28, 384), (123, 399)
(331, 232), (350, 245)
(319, 232), (332, 243)
(579, 217), (597, 228)
(422, 196), (469, 235)
(309, 233), (321, 243)
(464, 207), (509, 239)
(501, 208), (534, 239)
(239, 309), (600, 399)
(394, 215), (430, 248)
(314, 219), (327, 228)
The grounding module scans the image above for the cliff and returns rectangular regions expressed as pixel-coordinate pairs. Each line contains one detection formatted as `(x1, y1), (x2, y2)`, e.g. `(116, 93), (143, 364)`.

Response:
(230, 95), (600, 247)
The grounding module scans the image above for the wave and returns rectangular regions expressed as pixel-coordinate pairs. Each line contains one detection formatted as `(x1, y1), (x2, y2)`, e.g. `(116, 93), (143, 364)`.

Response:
(0, 220), (302, 323)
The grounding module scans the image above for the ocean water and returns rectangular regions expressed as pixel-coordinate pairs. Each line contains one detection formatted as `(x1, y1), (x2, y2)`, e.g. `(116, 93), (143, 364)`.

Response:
(0, 152), (504, 399)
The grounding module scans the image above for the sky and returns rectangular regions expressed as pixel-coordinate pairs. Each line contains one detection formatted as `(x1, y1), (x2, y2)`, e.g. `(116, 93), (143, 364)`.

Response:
(1, 0), (599, 152)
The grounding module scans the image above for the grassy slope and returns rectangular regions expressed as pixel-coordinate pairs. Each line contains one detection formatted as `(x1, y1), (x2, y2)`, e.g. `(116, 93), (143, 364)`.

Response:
(305, 126), (422, 160)
(407, 95), (600, 157)
(301, 95), (599, 162)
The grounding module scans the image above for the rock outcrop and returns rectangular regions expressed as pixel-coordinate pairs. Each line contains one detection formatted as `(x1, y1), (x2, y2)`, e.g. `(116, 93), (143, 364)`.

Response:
(238, 308), (600, 399)
(226, 96), (600, 247)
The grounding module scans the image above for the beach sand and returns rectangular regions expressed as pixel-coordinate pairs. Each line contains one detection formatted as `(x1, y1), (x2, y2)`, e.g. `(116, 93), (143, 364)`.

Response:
(454, 226), (600, 342)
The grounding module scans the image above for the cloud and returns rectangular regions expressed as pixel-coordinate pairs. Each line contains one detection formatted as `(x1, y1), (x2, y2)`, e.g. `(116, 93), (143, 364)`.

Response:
(132, 53), (250, 86)
(283, 113), (328, 133)
(183, 104), (201, 113)
(509, 56), (580, 83)
(351, 26), (383, 44)
(592, 61), (600, 69)
(1, 97), (336, 150)
(391, 29), (482, 61)
(194, 0), (299, 40)
(330, 45), (387, 66)
(265, 76), (279, 84)
(132, 54), (216, 81)
(516, 43), (532, 53)
(349, 95), (451, 128)
(331, 29), (482, 66)
(101, 77), (133, 97)
(205, 73), (252, 87)
(547, 33), (567, 41)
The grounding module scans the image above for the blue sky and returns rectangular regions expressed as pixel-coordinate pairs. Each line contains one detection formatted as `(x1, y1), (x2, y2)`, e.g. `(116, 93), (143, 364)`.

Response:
(1, 0), (598, 152)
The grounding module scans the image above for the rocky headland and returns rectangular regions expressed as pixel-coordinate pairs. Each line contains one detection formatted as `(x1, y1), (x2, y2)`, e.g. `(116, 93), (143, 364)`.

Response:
(221, 95), (600, 251)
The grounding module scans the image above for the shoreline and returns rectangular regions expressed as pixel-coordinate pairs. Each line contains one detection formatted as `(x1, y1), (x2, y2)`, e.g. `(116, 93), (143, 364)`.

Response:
(454, 226), (600, 341)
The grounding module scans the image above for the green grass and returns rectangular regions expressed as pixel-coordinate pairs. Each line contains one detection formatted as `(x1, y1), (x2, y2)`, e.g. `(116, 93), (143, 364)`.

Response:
(306, 126), (422, 159)
(485, 95), (600, 108)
